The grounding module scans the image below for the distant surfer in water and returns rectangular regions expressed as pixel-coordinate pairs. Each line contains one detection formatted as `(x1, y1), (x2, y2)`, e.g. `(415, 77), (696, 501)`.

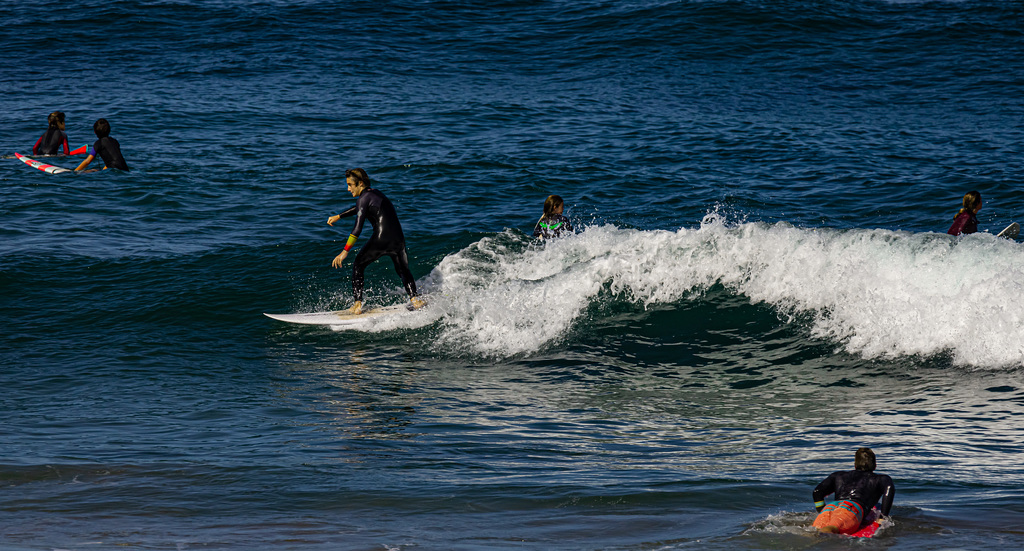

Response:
(533, 194), (573, 239)
(328, 168), (424, 315)
(33, 111), (70, 156)
(75, 118), (129, 172)
(947, 190), (981, 236)
(812, 447), (895, 535)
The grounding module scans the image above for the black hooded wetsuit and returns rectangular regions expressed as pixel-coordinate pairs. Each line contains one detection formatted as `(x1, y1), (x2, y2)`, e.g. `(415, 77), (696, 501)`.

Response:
(337, 188), (417, 302)
(813, 469), (895, 519)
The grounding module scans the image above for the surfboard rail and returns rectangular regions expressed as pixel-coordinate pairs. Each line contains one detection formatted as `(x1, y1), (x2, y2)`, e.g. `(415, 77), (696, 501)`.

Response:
(264, 303), (413, 326)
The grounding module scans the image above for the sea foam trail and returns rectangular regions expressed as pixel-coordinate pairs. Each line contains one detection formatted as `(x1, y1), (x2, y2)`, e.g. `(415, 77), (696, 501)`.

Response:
(379, 214), (1024, 366)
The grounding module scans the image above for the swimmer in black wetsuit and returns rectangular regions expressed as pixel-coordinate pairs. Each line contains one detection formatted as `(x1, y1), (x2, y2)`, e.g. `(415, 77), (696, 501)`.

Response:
(75, 118), (129, 172)
(812, 447), (895, 535)
(328, 168), (424, 315)
(33, 111), (70, 156)
(533, 194), (573, 239)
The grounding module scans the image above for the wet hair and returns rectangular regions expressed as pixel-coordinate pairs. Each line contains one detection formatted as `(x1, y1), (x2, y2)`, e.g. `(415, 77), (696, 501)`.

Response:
(854, 447), (876, 472)
(93, 118), (111, 138)
(345, 168), (371, 187)
(48, 111), (65, 130)
(543, 195), (564, 216)
(958, 190), (982, 216)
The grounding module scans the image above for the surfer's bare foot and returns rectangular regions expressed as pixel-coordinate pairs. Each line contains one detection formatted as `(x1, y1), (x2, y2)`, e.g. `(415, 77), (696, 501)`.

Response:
(348, 301), (363, 315)
(410, 297), (426, 309)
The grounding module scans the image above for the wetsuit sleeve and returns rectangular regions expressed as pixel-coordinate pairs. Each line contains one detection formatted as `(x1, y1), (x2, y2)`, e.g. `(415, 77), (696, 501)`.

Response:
(349, 200), (368, 238)
(948, 212), (969, 235)
(61, 134), (70, 155)
(812, 472), (839, 511)
(33, 135), (43, 155)
(563, 216), (573, 233)
(877, 475), (895, 516)
(337, 205), (358, 218)
(533, 219), (543, 238)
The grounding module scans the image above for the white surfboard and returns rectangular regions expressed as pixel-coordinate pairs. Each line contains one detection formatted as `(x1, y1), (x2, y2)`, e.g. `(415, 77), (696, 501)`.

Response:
(14, 152), (73, 174)
(264, 303), (413, 327)
(997, 222), (1019, 240)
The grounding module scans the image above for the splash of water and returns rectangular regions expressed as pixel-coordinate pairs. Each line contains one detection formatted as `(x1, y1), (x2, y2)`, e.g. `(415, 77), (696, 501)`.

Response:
(368, 215), (1024, 366)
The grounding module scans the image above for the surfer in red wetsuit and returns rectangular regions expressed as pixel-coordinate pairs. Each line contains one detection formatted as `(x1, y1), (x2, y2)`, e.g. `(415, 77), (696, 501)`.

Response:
(812, 447), (895, 535)
(75, 118), (129, 172)
(947, 190), (981, 236)
(33, 111), (71, 156)
(328, 168), (424, 315)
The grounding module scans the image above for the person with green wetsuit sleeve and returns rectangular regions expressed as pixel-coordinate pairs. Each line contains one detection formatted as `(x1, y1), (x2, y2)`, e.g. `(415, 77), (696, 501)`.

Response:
(532, 194), (573, 239)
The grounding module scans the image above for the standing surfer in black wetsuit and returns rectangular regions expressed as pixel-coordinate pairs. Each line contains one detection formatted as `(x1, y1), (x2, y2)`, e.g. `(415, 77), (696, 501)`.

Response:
(812, 447), (895, 535)
(74, 118), (129, 172)
(328, 168), (424, 315)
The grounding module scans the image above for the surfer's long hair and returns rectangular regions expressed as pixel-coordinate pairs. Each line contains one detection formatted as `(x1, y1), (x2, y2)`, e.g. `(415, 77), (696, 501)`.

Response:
(346, 168), (371, 188)
(957, 190), (982, 217)
(543, 195), (563, 217)
(47, 111), (65, 131)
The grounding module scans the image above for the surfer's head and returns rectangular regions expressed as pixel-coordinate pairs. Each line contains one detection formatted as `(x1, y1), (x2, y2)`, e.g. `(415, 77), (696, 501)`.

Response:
(93, 118), (111, 138)
(345, 168), (371, 197)
(854, 447), (876, 472)
(48, 111), (65, 130)
(543, 195), (564, 216)
(959, 190), (982, 215)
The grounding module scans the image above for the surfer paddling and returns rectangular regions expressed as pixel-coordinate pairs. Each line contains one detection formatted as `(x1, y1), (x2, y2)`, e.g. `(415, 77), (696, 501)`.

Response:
(811, 447), (895, 535)
(328, 168), (424, 315)
(947, 190), (981, 236)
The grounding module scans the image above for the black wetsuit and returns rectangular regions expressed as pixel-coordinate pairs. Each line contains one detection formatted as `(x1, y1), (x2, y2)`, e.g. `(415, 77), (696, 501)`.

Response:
(533, 214), (572, 239)
(813, 469), (895, 518)
(338, 188), (417, 301)
(89, 136), (129, 171)
(33, 127), (69, 155)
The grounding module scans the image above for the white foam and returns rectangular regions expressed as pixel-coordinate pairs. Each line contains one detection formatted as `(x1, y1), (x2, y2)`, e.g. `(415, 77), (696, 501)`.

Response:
(389, 215), (1024, 366)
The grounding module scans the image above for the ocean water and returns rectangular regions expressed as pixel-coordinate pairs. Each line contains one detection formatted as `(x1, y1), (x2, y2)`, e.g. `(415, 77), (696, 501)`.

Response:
(2, 0), (1024, 549)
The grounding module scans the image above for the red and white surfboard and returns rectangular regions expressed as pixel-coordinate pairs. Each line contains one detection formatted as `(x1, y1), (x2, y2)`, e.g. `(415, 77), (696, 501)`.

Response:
(14, 152), (73, 174)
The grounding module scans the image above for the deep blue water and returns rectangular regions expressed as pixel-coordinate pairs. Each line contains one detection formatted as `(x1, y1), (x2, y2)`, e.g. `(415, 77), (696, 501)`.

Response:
(3, 1), (1024, 549)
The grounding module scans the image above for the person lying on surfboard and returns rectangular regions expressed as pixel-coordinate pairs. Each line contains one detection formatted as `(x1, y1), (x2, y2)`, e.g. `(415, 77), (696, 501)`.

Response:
(328, 168), (425, 315)
(75, 118), (129, 172)
(947, 190), (981, 236)
(33, 111), (71, 156)
(812, 447), (895, 535)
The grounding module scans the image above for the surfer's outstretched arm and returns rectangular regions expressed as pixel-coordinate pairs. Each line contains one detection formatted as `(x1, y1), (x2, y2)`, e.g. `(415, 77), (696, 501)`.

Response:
(74, 154), (95, 172)
(328, 206), (358, 226)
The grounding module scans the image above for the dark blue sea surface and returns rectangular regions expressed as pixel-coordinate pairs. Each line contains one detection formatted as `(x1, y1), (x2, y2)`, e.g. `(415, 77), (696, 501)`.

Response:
(3, 0), (1024, 549)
